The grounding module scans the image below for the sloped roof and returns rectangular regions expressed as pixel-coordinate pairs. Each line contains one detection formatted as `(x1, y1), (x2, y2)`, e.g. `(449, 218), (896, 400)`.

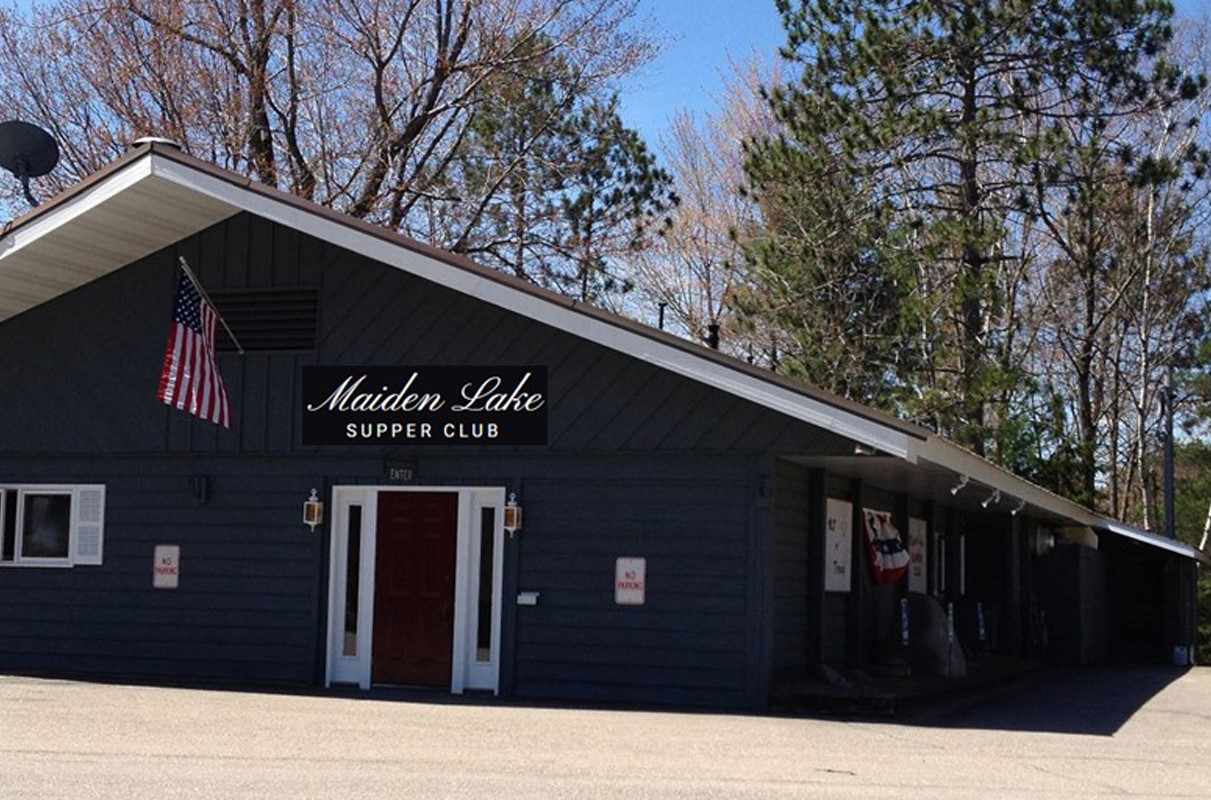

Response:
(1, 142), (1204, 565)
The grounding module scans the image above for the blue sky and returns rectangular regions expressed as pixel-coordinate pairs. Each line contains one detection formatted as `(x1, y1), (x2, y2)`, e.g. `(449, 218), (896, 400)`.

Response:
(622, 0), (1211, 152)
(4, 0), (1208, 158)
(619, 0), (786, 147)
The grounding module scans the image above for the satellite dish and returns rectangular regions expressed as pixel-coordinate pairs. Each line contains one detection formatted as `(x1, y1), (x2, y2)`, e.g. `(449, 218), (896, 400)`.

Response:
(0, 120), (60, 208)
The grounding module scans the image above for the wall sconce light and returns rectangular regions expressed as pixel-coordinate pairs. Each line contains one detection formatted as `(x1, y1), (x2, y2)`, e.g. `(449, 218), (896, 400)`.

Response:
(981, 489), (1001, 509)
(303, 488), (324, 532)
(950, 475), (969, 495)
(503, 492), (523, 537)
(190, 476), (209, 506)
(1010, 498), (1026, 516)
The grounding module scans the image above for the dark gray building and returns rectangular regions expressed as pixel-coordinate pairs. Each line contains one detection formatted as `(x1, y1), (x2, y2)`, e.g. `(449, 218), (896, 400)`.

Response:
(0, 143), (1203, 710)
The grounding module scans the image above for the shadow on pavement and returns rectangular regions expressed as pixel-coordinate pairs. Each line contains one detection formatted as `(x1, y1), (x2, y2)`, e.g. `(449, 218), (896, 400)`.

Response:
(3, 662), (1191, 739)
(904, 665), (1188, 736)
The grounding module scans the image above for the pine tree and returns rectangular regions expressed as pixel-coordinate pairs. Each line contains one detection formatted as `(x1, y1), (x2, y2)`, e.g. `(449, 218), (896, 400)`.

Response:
(439, 34), (676, 305)
(742, 0), (1200, 463)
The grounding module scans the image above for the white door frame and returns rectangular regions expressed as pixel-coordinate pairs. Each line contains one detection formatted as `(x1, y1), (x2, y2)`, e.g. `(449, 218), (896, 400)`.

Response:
(324, 485), (505, 693)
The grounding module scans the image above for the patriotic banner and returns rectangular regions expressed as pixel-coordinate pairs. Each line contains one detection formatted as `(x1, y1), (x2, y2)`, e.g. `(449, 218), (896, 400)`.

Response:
(862, 508), (910, 585)
(157, 269), (231, 428)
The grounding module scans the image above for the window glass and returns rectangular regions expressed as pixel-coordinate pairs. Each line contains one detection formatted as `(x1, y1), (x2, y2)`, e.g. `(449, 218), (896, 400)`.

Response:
(476, 506), (496, 662)
(343, 505), (362, 657)
(21, 493), (71, 559)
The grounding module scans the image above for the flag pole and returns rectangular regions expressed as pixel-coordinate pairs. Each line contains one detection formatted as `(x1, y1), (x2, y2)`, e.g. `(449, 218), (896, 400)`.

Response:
(177, 256), (244, 356)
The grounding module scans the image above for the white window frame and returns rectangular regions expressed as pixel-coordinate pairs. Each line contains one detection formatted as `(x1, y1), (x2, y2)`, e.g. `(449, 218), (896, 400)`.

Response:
(461, 490), (505, 693)
(0, 484), (105, 568)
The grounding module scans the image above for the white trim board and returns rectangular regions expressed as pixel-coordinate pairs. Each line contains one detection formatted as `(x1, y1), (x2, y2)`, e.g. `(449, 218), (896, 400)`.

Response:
(907, 437), (1209, 565)
(325, 485), (505, 694)
(149, 156), (919, 460)
(3, 147), (1205, 566)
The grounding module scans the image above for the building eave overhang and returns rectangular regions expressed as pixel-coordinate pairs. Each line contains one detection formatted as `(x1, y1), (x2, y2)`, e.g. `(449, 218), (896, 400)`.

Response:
(0, 144), (924, 458)
(907, 436), (1210, 566)
(0, 149), (239, 320)
(2, 144), (1206, 567)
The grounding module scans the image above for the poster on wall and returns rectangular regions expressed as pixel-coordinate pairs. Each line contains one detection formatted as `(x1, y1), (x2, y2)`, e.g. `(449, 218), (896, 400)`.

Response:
(862, 508), (910, 585)
(824, 499), (853, 593)
(907, 517), (928, 593)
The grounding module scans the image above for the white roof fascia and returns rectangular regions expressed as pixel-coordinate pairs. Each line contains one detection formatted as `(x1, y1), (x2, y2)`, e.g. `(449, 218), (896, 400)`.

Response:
(1099, 519), (1210, 564)
(150, 156), (918, 460)
(907, 436), (1101, 525)
(0, 158), (155, 262)
(908, 436), (1211, 565)
(4, 152), (1203, 565)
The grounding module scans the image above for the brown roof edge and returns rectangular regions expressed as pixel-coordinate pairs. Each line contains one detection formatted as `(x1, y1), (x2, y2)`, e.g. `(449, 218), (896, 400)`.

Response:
(148, 146), (933, 442)
(1, 142), (154, 238)
(7, 141), (930, 442)
(9, 143), (1206, 563)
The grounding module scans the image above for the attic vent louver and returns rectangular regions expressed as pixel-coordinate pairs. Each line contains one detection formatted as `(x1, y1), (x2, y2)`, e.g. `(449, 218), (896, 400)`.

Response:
(210, 287), (319, 353)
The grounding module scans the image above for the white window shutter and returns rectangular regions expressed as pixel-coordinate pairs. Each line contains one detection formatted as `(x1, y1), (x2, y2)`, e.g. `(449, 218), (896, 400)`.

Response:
(73, 485), (105, 565)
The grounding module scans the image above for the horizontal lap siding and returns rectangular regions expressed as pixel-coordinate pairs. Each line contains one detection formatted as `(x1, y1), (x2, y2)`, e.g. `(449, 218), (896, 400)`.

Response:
(511, 470), (753, 709)
(0, 459), (323, 685)
(0, 214), (860, 708)
(0, 214), (854, 461)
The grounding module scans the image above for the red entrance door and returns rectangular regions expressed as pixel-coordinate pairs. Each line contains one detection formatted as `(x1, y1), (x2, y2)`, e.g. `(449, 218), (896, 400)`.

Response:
(372, 491), (459, 686)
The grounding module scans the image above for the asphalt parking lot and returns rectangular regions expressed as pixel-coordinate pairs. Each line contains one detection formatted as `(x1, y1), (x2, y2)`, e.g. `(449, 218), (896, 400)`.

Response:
(0, 666), (1207, 799)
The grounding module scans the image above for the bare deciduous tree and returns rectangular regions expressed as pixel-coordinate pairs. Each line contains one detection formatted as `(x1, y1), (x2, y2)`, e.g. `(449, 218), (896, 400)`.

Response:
(0, 0), (666, 300)
(624, 55), (777, 356)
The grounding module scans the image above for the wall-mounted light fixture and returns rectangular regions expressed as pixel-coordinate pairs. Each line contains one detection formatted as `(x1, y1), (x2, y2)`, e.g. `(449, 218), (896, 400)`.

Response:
(190, 476), (209, 506)
(503, 492), (523, 537)
(1010, 498), (1027, 516)
(950, 475), (969, 495)
(981, 488), (1001, 509)
(303, 488), (324, 532)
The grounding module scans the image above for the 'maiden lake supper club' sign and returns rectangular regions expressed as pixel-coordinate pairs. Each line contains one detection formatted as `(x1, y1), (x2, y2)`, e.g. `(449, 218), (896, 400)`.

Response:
(302, 366), (547, 445)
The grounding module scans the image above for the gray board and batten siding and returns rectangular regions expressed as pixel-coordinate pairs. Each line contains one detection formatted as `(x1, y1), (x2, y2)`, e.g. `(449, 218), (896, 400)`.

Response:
(0, 212), (857, 709)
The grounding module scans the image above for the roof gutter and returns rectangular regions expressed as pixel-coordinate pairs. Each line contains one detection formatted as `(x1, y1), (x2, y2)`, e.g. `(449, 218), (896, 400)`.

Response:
(147, 151), (925, 460)
(5, 144), (1205, 567)
(908, 436), (1211, 566)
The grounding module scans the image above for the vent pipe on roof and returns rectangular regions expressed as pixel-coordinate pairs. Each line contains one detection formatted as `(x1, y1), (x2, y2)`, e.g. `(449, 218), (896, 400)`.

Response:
(129, 136), (182, 151)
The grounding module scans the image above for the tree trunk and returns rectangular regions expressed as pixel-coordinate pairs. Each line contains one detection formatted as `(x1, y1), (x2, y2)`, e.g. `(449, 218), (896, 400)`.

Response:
(958, 42), (985, 456)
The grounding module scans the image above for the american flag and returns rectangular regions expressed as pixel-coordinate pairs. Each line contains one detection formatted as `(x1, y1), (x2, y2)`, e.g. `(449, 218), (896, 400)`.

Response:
(157, 269), (231, 428)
